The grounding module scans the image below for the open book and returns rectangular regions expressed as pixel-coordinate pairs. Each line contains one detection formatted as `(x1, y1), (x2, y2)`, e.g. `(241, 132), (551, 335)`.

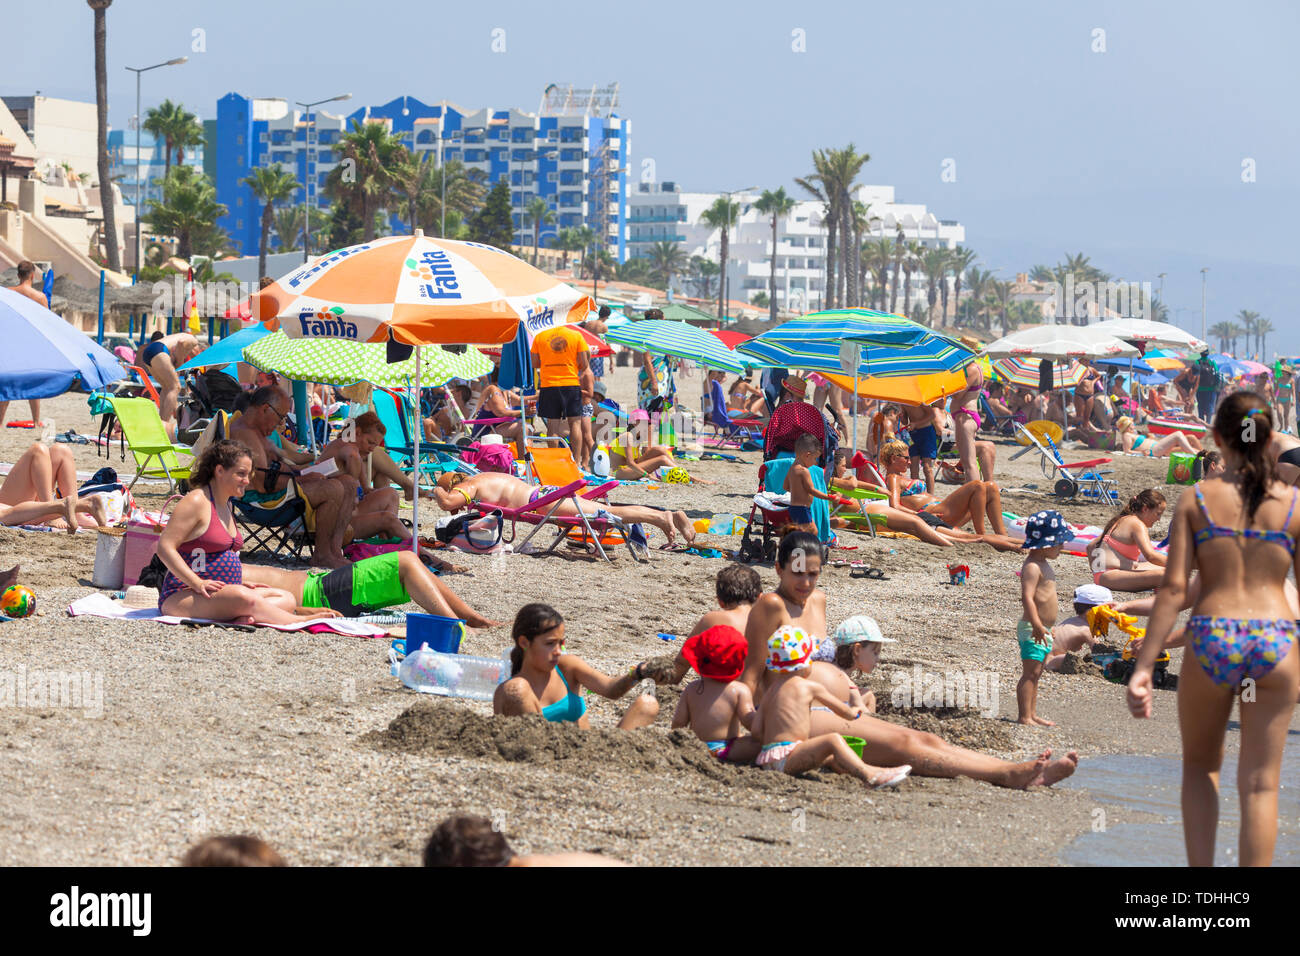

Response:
(298, 457), (339, 478)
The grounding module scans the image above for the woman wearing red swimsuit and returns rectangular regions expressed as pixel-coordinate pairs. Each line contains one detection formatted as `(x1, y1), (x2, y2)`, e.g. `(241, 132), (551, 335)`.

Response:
(1084, 488), (1168, 591)
(157, 439), (338, 625)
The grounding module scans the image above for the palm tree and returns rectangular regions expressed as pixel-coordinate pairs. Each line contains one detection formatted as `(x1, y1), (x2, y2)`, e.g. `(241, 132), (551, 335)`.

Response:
(699, 195), (741, 318)
(1006, 300), (1037, 332)
(391, 148), (434, 235)
(1256, 317), (1275, 360)
(570, 226), (596, 280)
(795, 154), (835, 309)
(990, 278), (1014, 335)
(1149, 296), (1170, 323)
(146, 167), (228, 260)
(853, 201), (881, 306)
(828, 145), (870, 306)
(88, 0), (120, 272)
(961, 267), (995, 331)
(1235, 309), (1261, 356)
(921, 249), (948, 327)
(888, 226), (906, 314)
(552, 227), (579, 273)
(690, 256), (720, 302)
(242, 166), (299, 280)
(143, 100), (204, 182)
(753, 187), (796, 322)
(936, 249), (955, 324)
(863, 238), (893, 312)
(523, 197), (555, 265)
(900, 240), (924, 317)
(947, 246), (978, 328)
(325, 120), (406, 241)
(646, 240), (687, 292)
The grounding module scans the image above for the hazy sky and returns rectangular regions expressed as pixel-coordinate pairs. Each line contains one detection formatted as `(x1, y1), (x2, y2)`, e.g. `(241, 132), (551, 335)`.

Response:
(10, 0), (1299, 354)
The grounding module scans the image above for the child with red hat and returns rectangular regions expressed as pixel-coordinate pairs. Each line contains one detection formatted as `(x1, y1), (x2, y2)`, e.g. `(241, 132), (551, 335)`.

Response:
(670, 625), (761, 763)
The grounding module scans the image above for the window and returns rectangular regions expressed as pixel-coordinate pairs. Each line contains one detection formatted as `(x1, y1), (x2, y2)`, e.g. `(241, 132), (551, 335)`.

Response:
(236, 219), (244, 228)
(236, 134), (244, 146)
(417, 130), (434, 144)
(547, 172), (557, 182)
(236, 197), (243, 207)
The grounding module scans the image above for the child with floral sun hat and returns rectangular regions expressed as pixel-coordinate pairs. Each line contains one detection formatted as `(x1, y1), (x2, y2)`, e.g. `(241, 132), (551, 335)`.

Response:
(749, 625), (912, 788)
(1018, 509), (1073, 726)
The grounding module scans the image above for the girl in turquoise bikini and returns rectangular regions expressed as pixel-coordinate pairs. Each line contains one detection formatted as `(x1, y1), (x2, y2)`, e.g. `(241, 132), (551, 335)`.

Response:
(494, 604), (660, 729)
(1129, 392), (1300, 867)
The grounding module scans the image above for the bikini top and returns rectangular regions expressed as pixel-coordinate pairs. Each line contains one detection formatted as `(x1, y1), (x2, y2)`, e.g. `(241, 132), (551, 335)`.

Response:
(541, 665), (587, 723)
(180, 489), (244, 555)
(1192, 483), (1298, 555)
(900, 477), (927, 497)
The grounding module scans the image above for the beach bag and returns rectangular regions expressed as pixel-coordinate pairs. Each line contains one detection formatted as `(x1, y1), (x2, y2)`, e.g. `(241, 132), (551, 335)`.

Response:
(122, 496), (182, 587)
(92, 528), (127, 590)
(1166, 451), (1196, 486)
(434, 510), (504, 552)
(461, 441), (513, 474)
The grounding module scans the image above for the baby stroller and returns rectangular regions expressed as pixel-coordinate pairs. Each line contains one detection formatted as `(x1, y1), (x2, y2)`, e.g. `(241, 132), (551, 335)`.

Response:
(737, 462), (794, 564)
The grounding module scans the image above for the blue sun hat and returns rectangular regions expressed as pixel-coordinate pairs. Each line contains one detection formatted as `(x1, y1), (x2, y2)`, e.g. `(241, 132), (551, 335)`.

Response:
(1022, 509), (1073, 549)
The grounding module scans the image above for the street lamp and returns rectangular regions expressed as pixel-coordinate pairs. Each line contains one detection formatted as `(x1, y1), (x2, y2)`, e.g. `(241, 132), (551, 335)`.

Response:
(718, 185), (756, 320)
(125, 56), (187, 282)
(1200, 267), (1210, 341)
(295, 93), (352, 263)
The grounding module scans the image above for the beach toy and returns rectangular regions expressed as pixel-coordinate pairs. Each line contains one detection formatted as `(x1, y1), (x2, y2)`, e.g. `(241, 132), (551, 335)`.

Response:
(404, 613), (466, 655)
(0, 585), (36, 618)
(662, 466), (690, 484)
(391, 645), (508, 701)
(842, 736), (866, 758)
(1166, 451), (1196, 485)
(657, 633), (678, 642)
(591, 446), (610, 478)
(946, 564), (969, 585)
(708, 513), (738, 534)
(693, 518), (711, 534)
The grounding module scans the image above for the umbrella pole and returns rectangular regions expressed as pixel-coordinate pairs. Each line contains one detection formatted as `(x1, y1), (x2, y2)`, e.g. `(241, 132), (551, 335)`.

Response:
(412, 344), (422, 555)
(852, 345), (860, 451)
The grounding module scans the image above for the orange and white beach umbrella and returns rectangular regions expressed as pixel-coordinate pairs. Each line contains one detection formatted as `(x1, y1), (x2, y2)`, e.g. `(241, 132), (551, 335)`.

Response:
(251, 231), (593, 346)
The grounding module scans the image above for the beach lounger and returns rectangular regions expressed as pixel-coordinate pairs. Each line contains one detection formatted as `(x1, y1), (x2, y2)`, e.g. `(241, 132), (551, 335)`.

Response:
(104, 396), (194, 494)
(373, 388), (444, 484)
(472, 438), (644, 563)
(1013, 422), (1118, 505)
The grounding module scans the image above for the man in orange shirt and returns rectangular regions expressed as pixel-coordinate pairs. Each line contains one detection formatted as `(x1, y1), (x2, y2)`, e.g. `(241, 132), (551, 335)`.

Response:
(531, 324), (592, 466)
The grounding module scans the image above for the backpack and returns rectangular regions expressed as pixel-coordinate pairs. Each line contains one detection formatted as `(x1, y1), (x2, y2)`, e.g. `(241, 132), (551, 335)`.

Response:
(433, 509), (504, 552)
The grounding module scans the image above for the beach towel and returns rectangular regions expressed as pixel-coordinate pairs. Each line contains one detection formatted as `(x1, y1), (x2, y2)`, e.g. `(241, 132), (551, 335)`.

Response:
(763, 452), (833, 543)
(66, 593), (387, 637)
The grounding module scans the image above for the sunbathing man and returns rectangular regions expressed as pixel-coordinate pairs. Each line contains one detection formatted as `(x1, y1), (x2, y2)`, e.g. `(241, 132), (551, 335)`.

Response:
(0, 442), (109, 531)
(230, 386), (358, 569)
(432, 471), (697, 547)
(136, 331), (203, 430)
(241, 550), (501, 628)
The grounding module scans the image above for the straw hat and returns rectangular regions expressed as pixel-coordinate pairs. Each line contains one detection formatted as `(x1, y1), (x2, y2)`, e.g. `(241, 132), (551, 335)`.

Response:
(782, 376), (808, 399)
(122, 586), (159, 610)
(478, 434), (505, 446)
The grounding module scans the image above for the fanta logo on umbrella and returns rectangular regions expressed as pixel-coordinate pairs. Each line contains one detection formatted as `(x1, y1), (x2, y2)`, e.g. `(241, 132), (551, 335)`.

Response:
(287, 244), (371, 289)
(416, 250), (461, 301)
(524, 303), (555, 333)
(297, 307), (358, 339)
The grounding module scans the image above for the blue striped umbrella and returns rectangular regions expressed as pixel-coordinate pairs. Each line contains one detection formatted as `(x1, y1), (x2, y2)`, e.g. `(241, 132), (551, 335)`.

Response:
(604, 319), (748, 374)
(737, 326), (975, 379)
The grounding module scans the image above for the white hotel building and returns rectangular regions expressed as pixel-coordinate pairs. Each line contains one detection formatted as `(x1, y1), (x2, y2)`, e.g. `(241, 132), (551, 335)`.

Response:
(629, 182), (964, 314)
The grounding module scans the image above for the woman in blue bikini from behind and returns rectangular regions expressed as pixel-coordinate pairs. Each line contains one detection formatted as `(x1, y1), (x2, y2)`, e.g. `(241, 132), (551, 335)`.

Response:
(494, 604), (660, 729)
(1129, 391), (1300, 867)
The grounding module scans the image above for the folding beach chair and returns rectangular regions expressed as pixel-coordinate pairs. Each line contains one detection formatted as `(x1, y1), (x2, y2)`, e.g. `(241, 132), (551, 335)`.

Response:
(701, 378), (763, 448)
(373, 388), (446, 484)
(103, 396), (194, 493)
(469, 437), (643, 563)
(979, 393), (1017, 436)
(1013, 422), (1118, 505)
(231, 480), (315, 565)
(829, 485), (890, 538)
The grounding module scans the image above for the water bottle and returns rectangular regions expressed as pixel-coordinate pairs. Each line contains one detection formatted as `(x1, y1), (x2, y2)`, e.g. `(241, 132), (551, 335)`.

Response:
(389, 645), (509, 701)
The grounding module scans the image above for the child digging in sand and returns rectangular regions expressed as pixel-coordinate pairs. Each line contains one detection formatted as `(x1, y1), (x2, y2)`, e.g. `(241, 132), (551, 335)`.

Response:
(784, 433), (836, 536)
(1043, 584), (1113, 671)
(670, 624), (761, 763)
(751, 624), (912, 789)
(1018, 510), (1073, 726)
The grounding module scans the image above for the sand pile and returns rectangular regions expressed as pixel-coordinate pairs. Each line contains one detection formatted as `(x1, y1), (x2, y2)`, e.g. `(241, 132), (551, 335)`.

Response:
(872, 699), (1014, 752)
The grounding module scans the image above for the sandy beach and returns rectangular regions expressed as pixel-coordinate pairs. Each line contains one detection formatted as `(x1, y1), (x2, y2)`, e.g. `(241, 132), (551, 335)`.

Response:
(2, 367), (1295, 867)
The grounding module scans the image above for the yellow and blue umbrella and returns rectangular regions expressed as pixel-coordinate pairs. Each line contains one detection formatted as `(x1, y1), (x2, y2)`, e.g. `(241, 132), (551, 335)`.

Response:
(604, 319), (749, 374)
(737, 326), (975, 378)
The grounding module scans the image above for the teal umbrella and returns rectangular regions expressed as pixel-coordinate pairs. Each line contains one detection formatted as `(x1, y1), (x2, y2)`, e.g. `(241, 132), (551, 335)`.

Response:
(604, 319), (749, 374)
(241, 330), (493, 387)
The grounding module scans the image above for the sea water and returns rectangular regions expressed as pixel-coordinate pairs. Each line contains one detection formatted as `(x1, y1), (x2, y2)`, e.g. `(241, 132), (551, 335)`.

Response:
(1060, 736), (1300, 866)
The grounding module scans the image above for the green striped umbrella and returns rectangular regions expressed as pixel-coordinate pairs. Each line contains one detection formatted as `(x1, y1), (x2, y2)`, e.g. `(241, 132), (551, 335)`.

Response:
(242, 330), (493, 387)
(603, 319), (749, 374)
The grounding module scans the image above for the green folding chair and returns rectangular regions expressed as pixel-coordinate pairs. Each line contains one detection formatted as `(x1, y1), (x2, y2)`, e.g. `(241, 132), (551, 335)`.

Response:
(106, 396), (194, 494)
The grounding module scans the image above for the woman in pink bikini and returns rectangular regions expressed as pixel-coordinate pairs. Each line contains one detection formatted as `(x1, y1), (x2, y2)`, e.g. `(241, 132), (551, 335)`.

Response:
(156, 439), (335, 624)
(949, 360), (984, 482)
(1085, 488), (1168, 591)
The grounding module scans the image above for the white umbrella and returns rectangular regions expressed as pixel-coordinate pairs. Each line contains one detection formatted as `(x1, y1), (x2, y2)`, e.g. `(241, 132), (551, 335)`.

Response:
(983, 325), (1138, 431)
(983, 324), (1140, 360)
(1093, 318), (1207, 354)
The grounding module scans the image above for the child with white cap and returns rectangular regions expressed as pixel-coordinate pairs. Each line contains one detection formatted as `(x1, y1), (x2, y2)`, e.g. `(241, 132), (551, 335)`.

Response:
(808, 615), (896, 714)
(750, 624), (912, 788)
(1043, 584), (1114, 672)
(1018, 509), (1074, 726)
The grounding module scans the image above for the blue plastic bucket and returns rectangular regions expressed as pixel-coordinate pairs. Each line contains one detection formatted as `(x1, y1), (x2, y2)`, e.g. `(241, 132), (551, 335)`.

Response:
(405, 614), (466, 655)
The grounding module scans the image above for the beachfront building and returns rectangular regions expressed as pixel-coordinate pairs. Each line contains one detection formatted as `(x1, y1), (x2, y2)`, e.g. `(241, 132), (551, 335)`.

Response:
(0, 95), (134, 284)
(213, 87), (630, 260)
(630, 181), (965, 315)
